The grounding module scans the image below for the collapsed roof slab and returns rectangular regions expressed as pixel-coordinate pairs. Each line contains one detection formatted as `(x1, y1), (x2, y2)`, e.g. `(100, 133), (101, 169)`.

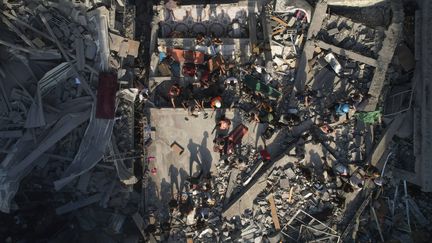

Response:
(292, 0), (328, 95)
(0, 109), (91, 213)
(411, 0), (432, 192)
(222, 149), (296, 219)
(54, 113), (115, 191)
(363, 0), (404, 111)
(222, 119), (314, 219)
(314, 40), (378, 67)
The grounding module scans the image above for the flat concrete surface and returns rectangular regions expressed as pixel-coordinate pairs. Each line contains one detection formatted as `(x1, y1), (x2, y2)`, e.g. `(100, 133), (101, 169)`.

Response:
(148, 108), (222, 198)
(146, 108), (282, 219)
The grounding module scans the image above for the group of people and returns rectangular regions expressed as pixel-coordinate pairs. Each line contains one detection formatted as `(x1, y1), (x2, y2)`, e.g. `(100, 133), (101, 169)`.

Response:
(294, 84), (374, 137)
(167, 170), (217, 233)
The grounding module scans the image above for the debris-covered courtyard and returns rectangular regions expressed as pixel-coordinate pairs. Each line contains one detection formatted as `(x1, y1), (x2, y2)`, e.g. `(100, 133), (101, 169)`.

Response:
(0, 0), (431, 242)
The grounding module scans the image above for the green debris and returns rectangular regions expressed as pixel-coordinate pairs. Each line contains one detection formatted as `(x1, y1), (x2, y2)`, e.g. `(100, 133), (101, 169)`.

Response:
(354, 111), (381, 124)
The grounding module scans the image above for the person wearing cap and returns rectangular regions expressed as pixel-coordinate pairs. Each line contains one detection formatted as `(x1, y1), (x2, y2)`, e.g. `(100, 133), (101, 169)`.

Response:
(212, 37), (223, 46)
(335, 103), (350, 116)
(336, 103), (349, 116)
(210, 96), (222, 110)
(331, 102), (350, 122)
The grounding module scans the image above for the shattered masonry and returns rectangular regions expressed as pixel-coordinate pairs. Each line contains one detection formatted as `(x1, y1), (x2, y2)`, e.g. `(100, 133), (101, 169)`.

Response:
(0, 0), (431, 242)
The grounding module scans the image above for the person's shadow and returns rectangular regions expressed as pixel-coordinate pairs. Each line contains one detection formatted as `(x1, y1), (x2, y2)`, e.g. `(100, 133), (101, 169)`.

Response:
(199, 131), (213, 175)
(187, 138), (201, 177)
(179, 168), (189, 192)
(168, 165), (179, 197)
(160, 178), (171, 222)
(196, 5), (204, 22)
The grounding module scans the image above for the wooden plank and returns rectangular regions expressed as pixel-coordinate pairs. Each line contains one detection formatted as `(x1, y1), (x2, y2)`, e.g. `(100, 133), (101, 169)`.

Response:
(288, 186), (294, 204)
(170, 141), (184, 155)
(118, 41), (129, 58)
(272, 28), (285, 36)
(271, 16), (289, 27)
(268, 193), (281, 231)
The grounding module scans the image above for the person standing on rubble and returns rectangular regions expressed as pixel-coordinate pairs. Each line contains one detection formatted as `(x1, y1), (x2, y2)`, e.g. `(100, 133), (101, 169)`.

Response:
(168, 84), (181, 108)
(213, 136), (225, 154)
(210, 96), (222, 110)
(197, 66), (210, 88)
(224, 76), (238, 88)
(331, 102), (351, 122)
(349, 92), (372, 111)
(184, 100), (201, 118)
(212, 116), (231, 134)
(319, 123), (334, 134)
(187, 169), (203, 190)
(250, 110), (274, 124)
(178, 193), (194, 216)
(195, 34), (205, 45)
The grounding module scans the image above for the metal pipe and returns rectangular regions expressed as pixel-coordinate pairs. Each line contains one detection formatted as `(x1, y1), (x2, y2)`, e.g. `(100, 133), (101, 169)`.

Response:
(380, 152), (393, 177)
(403, 180), (411, 232)
(371, 206), (384, 242)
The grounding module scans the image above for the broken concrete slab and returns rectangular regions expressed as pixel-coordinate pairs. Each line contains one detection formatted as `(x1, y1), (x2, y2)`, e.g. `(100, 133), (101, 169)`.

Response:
(316, 40), (378, 67)
(109, 33), (140, 58)
(54, 112), (115, 191)
(56, 193), (103, 215)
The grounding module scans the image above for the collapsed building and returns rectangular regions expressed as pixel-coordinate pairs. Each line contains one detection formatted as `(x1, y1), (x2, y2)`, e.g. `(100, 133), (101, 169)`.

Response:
(0, 0), (431, 242)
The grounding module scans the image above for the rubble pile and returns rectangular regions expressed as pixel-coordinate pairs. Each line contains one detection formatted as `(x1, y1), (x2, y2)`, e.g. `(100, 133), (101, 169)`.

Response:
(0, 0), (147, 241)
(1, 0), (430, 242)
(137, 1), (430, 242)
(317, 14), (385, 59)
(269, 10), (308, 75)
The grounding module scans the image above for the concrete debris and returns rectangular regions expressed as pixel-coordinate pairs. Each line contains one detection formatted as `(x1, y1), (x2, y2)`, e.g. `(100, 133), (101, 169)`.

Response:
(55, 193), (103, 215)
(53, 110), (115, 191)
(0, 0), (428, 242)
(0, 0), (143, 240)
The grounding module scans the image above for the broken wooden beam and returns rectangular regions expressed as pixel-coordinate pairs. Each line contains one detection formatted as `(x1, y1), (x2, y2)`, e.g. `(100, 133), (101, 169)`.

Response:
(268, 193), (281, 231)
(271, 16), (289, 27)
